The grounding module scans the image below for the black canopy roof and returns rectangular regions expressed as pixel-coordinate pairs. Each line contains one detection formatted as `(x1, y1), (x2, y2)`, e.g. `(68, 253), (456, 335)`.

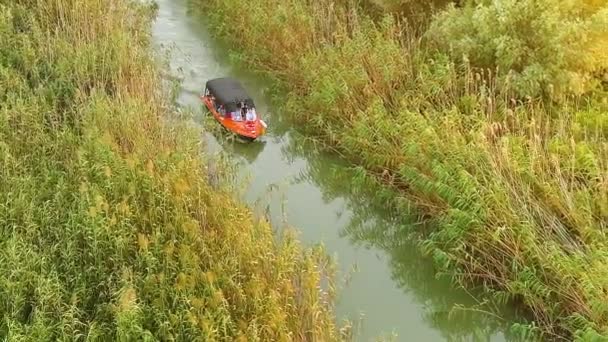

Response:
(205, 77), (255, 111)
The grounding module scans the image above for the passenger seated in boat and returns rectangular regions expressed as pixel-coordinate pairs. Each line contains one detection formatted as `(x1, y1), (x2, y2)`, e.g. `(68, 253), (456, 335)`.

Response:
(232, 110), (243, 121)
(245, 108), (256, 121)
(234, 101), (246, 121)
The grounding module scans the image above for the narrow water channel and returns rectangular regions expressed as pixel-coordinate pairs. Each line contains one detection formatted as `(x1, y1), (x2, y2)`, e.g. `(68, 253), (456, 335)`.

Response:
(152, 0), (513, 340)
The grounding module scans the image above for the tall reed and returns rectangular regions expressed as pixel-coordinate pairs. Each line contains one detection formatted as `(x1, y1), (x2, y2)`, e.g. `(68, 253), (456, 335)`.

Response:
(197, 0), (608, 339)
(0, 0), (344, 340)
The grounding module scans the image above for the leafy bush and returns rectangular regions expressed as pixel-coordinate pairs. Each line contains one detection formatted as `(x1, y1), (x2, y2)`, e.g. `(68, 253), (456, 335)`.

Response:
(426, 0), (608, 98)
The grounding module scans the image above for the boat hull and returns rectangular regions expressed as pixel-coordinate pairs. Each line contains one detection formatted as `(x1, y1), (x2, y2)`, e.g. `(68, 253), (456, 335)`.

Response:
(201, 95), (266, 140)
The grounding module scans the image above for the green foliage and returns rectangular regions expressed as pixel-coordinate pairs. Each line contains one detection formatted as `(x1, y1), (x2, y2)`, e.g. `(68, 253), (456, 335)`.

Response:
(197, 0), (608, 339)
(426, 0), (608, 98)
(366, 0), (456, 25)
(0, 0), (343, 340)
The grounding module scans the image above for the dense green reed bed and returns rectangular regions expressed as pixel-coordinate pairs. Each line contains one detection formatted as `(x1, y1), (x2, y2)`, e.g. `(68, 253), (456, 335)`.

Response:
(198, 0), (608, 339)
(0, 0), (344, 340)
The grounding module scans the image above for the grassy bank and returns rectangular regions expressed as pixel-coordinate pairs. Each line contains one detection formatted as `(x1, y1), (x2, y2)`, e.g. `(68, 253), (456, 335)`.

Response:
(197, 0), (608, 339)
(0, 0), (344, 340)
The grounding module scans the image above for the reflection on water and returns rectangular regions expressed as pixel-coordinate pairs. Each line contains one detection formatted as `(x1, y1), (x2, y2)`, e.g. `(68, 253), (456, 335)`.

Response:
(205, 122), (267, 164)
(280, 136), (521, 341)
(153, 0), (523, 340)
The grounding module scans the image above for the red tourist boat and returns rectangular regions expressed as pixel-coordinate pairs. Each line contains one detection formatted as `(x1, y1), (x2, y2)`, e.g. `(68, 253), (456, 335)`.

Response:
(201, 77), (267, 141)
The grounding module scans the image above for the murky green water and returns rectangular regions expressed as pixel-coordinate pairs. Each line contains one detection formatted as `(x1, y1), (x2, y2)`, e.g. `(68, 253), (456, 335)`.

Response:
(152, 1), (514, 340)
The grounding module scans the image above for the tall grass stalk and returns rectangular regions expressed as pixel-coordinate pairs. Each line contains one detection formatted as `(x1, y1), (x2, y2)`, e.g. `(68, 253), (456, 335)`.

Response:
(197, 0), (608, 339)
(0, 0), (344, 340)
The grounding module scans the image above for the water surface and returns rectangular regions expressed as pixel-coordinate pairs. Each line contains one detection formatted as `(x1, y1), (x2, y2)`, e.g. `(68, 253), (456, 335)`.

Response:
(152, 1), (514, 340)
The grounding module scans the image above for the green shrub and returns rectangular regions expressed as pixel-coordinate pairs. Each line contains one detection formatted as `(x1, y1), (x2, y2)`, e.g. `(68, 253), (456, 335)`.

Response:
(426, 0), (608, 98)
